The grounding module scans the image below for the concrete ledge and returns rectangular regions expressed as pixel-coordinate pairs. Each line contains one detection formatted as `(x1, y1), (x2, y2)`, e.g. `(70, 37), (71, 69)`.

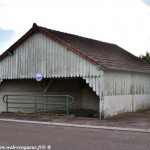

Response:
(0, 118), (149, 133)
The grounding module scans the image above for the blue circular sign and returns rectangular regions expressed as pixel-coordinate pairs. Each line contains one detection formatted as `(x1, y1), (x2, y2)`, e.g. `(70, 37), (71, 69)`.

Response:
(35, 73), (43, 81)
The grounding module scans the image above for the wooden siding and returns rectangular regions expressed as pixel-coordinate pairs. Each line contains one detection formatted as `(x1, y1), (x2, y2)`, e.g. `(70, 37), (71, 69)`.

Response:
(104, 71), (150, 96)
(0, 33), (102, 80)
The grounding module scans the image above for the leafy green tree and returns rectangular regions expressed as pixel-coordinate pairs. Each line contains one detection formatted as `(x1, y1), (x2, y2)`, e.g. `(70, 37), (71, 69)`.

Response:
(140, 52), (150, 64)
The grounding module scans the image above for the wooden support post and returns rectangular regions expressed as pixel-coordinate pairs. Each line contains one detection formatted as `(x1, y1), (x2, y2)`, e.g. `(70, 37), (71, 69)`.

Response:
(43, 79), (53, 94)
(99, 93), (104, 119)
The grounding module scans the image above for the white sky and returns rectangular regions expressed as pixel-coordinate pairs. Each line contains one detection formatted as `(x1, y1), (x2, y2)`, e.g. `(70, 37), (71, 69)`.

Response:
(0, 0), (150, 56)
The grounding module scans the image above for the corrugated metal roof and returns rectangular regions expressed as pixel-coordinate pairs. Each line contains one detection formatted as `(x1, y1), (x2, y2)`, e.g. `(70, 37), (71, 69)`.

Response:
(1, 23), (150, 73)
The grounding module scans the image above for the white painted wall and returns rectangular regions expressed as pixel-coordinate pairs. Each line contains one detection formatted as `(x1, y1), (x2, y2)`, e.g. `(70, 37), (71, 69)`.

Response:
(104, 94), (150, 117)
(103, 70), (150, 117)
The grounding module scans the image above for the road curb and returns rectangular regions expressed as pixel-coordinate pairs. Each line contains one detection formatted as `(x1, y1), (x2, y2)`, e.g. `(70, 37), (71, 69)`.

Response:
(0, 118), (149, 133)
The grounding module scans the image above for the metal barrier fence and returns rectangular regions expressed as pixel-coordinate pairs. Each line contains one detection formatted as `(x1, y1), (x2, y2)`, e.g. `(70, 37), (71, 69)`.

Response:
(3, 95), (74, 115)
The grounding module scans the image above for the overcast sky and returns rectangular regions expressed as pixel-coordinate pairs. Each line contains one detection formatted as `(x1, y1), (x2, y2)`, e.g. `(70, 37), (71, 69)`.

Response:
(0, 0), (150, 56)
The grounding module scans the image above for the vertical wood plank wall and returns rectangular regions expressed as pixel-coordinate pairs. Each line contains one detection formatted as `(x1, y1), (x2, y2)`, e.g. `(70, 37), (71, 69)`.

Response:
(104, 71), (150, 117)
(104, 71), (150, 96)
(0, 33), (102, 79)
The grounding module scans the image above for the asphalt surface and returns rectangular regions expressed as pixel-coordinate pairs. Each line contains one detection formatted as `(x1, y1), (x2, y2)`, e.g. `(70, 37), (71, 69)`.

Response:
(0, 121), (150, 150)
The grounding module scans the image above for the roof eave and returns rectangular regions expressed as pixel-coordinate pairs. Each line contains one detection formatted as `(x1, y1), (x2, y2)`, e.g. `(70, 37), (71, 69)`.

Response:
(106, 68), (150, 74)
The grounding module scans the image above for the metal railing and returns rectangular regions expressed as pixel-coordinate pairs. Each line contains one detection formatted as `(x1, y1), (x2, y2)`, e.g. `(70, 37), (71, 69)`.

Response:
(3, 95), (74, 115)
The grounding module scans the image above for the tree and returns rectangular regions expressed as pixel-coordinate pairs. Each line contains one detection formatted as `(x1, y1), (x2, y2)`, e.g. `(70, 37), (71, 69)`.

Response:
(139, 52), (150, 64)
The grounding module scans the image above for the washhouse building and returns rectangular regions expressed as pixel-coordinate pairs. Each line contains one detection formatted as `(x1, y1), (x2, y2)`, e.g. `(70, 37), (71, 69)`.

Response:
(0, 23), (150, 118)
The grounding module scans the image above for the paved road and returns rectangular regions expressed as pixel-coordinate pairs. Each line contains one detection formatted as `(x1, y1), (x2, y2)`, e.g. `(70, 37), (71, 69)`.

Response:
(0, 121), (150, 150)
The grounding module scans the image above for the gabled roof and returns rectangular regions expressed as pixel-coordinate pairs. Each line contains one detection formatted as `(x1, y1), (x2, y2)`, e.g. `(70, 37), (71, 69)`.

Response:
(1, 23), (150, 73)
